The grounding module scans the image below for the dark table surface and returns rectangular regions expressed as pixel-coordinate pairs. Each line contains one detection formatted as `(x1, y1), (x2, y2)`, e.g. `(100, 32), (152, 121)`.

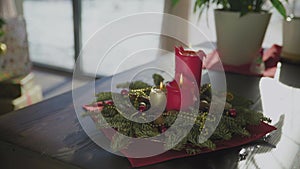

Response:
(0, 61), (300, 169)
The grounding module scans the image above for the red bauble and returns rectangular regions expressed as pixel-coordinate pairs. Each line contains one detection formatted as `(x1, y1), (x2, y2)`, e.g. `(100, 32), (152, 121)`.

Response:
(105, 100), (114, 105)
(138, 102), (147, 112)
(229, 108), (237, 117)
(93, 102), (103, 107)
(121, 89), (129, 96)
(160, 126), (167, 133)
(94, 102), (103, 107)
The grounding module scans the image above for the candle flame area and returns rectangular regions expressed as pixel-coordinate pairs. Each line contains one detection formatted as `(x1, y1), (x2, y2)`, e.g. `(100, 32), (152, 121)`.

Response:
(180, 50), (197, 57)
(160, 81), (163, 90)
(179, 74), (183, 88)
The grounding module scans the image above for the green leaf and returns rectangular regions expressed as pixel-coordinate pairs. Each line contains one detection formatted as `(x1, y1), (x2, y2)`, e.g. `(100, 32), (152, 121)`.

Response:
(270, 0), (287, 18)
(240, 7), (249, 17)
(171, 0), (180, 7)
(152, 73), (164, 86)
(0, 31), (4, 37)
(0, 18), (5, 28)
(96, 92), (112, 101)
(116, 81), (151, 90)
(255, 0), (264, 12)
(0, 18), (5, 38)
(228, 0), (243, 11)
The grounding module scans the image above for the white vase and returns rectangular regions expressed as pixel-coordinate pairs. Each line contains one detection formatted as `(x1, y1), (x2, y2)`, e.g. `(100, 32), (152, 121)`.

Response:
(282, 17), (300, 62)
(214, 10), (271, 65)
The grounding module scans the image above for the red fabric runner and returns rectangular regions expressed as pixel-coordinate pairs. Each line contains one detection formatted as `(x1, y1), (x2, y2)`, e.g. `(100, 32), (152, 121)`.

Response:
(83, 104), (276, 168)
(205, 45), (282, 77)
(126, 122), (275, 167)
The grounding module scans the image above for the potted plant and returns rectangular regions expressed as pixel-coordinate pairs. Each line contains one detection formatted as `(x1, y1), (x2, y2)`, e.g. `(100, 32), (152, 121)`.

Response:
(172, 0), (287, 66)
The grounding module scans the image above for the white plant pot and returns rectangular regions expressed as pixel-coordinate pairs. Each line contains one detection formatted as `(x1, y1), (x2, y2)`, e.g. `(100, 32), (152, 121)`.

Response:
(282, 17), (300, 62)
(214, 10), (271, 65)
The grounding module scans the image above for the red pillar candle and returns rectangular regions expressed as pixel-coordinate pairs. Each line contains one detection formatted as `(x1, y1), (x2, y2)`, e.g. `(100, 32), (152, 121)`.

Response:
(166, 76), (196, 111)
(175, 46), (205, 88)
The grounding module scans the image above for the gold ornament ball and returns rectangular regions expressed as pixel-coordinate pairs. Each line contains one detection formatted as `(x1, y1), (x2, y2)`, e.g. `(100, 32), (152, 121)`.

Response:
(0, 43), (7, 55)
(226, 92), (234, 101)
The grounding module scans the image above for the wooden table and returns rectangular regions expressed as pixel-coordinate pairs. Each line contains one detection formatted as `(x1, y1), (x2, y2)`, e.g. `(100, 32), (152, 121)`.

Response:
(0, 61), (300, 169)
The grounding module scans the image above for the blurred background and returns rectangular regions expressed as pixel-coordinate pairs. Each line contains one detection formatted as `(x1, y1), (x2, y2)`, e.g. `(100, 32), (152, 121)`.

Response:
(21, 0), (295, 73)
(0, 0), (298, 113)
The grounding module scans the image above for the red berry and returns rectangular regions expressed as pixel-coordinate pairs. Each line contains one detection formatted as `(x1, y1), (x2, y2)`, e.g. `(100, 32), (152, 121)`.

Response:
(160, 126), (167, 133)
(96, 102), (104, 106)
(138, 105), (147, 112)
(138, 102), (147, 112)
(105, 100), (114, 105)
(121, 89), (129, 95)
(229, 108), (237, 117)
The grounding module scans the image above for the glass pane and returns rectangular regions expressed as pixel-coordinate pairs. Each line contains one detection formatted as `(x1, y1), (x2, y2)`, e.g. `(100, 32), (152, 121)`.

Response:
(81, 0), (164, 76)
(23, 0), (74, 69)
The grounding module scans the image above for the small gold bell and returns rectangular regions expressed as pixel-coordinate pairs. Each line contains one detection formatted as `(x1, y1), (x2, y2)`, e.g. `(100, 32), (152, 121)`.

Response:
(226, 92), (234, 102)
(0, 43), (7, 55)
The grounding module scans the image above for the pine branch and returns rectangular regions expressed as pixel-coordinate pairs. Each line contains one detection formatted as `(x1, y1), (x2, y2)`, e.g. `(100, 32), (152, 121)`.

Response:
(116, 81), (151, 90)
(86, 79), (274, 155)
(152, 73), (164, 86)
(96, 92), (112, 101)
(111, 133), (132, 152)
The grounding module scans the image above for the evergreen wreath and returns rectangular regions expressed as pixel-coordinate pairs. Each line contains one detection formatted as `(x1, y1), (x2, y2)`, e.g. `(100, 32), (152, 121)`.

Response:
(83, 74), (271, 154)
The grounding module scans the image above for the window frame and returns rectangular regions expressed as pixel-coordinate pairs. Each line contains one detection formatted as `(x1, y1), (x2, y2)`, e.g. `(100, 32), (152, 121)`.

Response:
(17, 0), (83, 74)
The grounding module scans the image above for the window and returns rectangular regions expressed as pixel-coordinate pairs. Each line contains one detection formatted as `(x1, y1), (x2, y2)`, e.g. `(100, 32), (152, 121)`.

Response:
(23, 0), (74, 70)
(81, 0), (164, 76)
(22, 0), (291, 74)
